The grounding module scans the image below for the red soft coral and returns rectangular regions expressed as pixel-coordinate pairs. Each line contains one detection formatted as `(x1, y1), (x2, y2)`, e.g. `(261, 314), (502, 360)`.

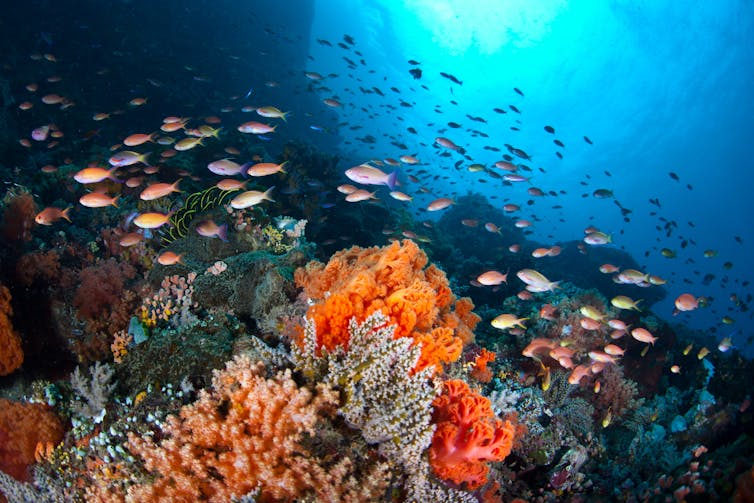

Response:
(429, 380), (515, 490)
(294, 240), (479, 374)
(0, 399), (64, 482)
(0, 285), (23, 376)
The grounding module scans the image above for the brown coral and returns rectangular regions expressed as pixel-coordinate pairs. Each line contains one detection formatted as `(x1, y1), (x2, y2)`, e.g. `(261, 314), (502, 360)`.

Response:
(1, 188), (37, 244)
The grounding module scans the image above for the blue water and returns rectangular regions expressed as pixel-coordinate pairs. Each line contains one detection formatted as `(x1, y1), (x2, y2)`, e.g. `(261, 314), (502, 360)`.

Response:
(308, 0), (754, 351)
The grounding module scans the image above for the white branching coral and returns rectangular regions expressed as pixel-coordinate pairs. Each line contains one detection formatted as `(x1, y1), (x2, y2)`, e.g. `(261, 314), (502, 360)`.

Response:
(70, 361), (115, 423)
(292, 310), (477, 503)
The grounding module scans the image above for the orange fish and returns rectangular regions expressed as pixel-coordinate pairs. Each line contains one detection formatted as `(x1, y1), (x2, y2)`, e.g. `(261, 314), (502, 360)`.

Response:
(477, 270), (509, 286)
(345, 189), (377, 202)
(73, 166), (118, 184)
(674, 293), (699, 312)
(119, 232), (143, 247)
(79, 193), (119, 208)
(35, 206), (72, 225)
(427, 198), (454, 211)
(247, 161), (287, 177)
(215, 179), (247, 191)
(133, 212), (172, 229)
(123, 133), (154, 147)
(157, 251), (183, 266)
(389, 191), (412, 202)
(630, 327), (658, 345)
(237, 121), (276, 134)
(140, 180), (182, 201)
(484, 222), (501, 234)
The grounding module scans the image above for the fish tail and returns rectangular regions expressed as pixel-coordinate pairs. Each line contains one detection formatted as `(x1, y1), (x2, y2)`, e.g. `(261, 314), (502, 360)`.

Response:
(218, 223), (229, 242)
(240, 163), (252, 178)
(111, 195), (120, 208)
(282, 111), (290, 122)
(549, 281), (561, 291)
(280, 161), (288, 173)
(108, 166), (123, 184)
(62, 206), (73, 222)
(386, 170), (398, 191)
(264, 186), (276, 202)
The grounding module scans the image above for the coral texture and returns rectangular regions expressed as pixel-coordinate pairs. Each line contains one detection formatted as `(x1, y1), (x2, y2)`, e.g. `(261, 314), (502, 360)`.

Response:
(0, 399), (64, 483)
(126, 356), (389, 502)
(293, 311), (478, 503)
(0, 189), (36, 244)
(0, 285), (23, 376)
(430, 380), (516, 490)
(294, 239), (480, 374)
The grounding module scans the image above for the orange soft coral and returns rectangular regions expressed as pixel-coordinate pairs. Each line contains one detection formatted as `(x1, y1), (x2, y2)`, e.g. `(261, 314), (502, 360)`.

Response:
(0, 285), (23, 376)
(294, 240), (480, 374)
(429, 380), (515, 490)
(125, 356), (387, 502)
(470, 348), (496, 383)
(0, 399), (64, 482)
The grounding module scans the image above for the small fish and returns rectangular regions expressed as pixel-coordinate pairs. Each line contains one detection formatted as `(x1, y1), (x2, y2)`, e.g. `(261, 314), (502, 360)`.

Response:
(208, 159), (247, 176)
(427, 198), (454, 211)
(133, 212), (172, 229)
(345, 189), (377, 202)
(602, 408), (612, 428)
(79, 193), (119, 208)
(717, 336), (733, 352)
(230, 187), (275, 209)
(344, 164), (398, 190)
(611, 296), (642, 311)
(477, 270), (509, 286)
(631, 328), (658, 345)
(439, 72), (462, 85)
(237, 121), (277, 134)
(247, 161), (287, 177)
(140, 180), (181, 201)
(196, 220), (228, 241)
(109, 151), (149, 167)
(584, 231), (612, 245)
(157, 251), (183, 266)
(35, 206), (72, 225)
(491, 314), (528, 330)
(74, 165), (120, 184)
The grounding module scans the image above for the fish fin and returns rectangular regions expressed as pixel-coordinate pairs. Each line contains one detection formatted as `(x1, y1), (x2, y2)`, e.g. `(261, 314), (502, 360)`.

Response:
(264, 186), (276, 202)
(240, 162), (252, 178)
(61, 206), (73, 222)
(218, 223), (228, 242)
(111, 195), (120, 208)
(386, 170), (399, 191)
